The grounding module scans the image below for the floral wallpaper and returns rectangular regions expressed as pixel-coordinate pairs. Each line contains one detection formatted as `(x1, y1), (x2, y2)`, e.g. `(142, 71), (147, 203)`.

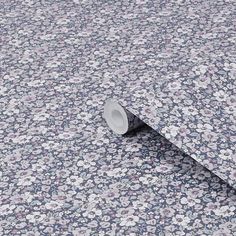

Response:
(1, 0), (235, 235)
(101, 0), (236, 188)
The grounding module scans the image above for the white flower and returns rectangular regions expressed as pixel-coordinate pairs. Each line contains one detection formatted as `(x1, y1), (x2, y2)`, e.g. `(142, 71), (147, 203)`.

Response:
(194, 76), (211, 88)
(86, 60), (100, 68)
(219, 149), (233, 160)
(230, 170), (236, 180)
(88, 193), (101, 203)
(17, 176), (36, 186)
(213, 206), (235, 217)
(72, 227), (91, 236)
(15, 222), (27, 229)
(42, 141), (60, 150)
(199, 65), (208, 74)
(27, 80), (45, 87)
(133, 89), (146, 98)
(187, 188), (204, 198)
(182, 106), (198, 116)
(45, 60), (61, 68)
(56, 18), (70, 25)
(173, 214), (191, 227)
(58, 132), (75, 140)
(26, 211), (46, 223)
(161, 125), (179, 139)
(3, 107), (19, 115)
(77, 112), (92, 121)
(224, 106), (236, 114)
(213, 228), (232, 236)
(196, 123), (213, 132)
(180, 197), (200, 207)
(0, 86), (7, 95)
(125, 143), (142, 152)
(118, 54), (135, 62)
(83, 208), (102, 219)
(45, 200), (63, 210)
(224, 62), (236, 71)
(139, 174), (159, 185)
(136, 0), (148, 4)
(0, 204), (16, 215)
(92, 137), (110, 146)
(116, 207), (135, 217)
(33, 113), (50, 121)
(214, 90), (228, 101)
(66, 175), (83, 186)
(132, 200), (148, 210)
(167, 81), (181, 90)
(54, 84), (71, 92)
(194, 65), (208, 75)
(120, 215), (139, 227)
(23, 192), (34, 203)
(45, 103), (59, 110)
(106, 167), (127, 177)
(155, 164), (173, 173)
(32, 163), (47, 172)
(12, 135), (32, 144)
(102, 188), (120, 199)
(160, 207), (175, 218)
(77, 160), (96, 168)
(133, 37), (147, 45)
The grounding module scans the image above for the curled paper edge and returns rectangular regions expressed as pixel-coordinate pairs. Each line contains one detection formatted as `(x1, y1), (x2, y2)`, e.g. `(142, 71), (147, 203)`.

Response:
(103, 99), (145, 135)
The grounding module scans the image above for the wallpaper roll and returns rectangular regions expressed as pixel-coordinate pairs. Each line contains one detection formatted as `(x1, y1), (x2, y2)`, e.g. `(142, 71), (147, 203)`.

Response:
(2, 0), (236, 235)
(104, 99), (144, 135)
(102, 1), (236, 189)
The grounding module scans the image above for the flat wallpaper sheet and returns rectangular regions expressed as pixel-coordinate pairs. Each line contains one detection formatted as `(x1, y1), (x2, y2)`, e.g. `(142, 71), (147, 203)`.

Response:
(1, 0), (236, 235)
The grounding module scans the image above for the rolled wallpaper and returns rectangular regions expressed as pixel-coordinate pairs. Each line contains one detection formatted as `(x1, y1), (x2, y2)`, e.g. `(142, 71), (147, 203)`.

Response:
(104, 99), (144, 135)
(104, 93), (236, 189)
(102, 0), (236, 189)
(2, 0), (236, 235)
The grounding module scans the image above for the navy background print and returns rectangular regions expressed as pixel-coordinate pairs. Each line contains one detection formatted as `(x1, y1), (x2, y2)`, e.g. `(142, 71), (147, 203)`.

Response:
(1, 0), (236, 235)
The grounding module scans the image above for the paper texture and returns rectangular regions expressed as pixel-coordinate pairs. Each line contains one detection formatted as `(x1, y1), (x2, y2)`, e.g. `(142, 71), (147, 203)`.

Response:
(1, 0), (236, 235)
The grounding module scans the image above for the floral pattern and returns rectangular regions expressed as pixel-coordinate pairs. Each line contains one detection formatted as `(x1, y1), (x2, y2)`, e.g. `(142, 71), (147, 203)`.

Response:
(124, 106), (145, 134)
(108, 0), (236, 188)
(1, 0), (236, 235)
